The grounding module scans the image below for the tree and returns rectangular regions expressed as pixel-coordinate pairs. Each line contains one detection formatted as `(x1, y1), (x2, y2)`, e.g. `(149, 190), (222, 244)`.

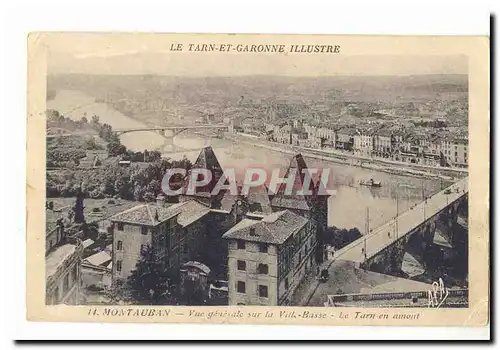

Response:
(114, 177), (131, 199)
(147, 179), (162, 196)
(81, 116), (88, 124)
(143, 191), (156, 202)
(148, 150), (162, 162)
(124, 245), (166, 304)
(107, 140), (126, 157)
(91, 115), (100, 125)
(325, 226), (362, 250)
(74, 188), (85, 223)
(133, 184), (145, 201)
(84, 137), (101, 150)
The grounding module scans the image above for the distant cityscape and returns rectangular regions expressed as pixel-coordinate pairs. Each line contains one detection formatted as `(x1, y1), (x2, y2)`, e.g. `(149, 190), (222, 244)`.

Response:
(232, 102), (468, 169)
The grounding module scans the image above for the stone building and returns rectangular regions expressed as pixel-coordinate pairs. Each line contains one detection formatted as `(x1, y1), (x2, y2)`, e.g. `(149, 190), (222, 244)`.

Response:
(223, 153), (329, 306)
(110, 200), (210, 287)
(223, 210), (316, 306)
(45, 213), (84, 305)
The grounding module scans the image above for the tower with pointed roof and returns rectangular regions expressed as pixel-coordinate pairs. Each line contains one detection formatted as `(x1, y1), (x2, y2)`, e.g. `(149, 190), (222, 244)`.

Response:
(270, 153), (329, 264)
(180, 146), (224, 208)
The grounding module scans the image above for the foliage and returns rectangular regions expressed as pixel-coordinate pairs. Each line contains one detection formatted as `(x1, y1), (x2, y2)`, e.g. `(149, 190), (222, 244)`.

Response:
(84, 137), (102, 150)
(123, 245), (167, 304)
(46, 157), (192, 200)
(324, 226), (362, 250)
(46, 109), (193, 200)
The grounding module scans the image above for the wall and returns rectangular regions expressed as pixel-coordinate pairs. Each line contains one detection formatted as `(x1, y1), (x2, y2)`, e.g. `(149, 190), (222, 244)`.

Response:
(46, 226), (63, 253)
(277, 230), (317, 305)
(46, 242), (83, 305)
(81, 264), (112, 289)
(227, 240), (278, 306)
(112, 222), (152, 285)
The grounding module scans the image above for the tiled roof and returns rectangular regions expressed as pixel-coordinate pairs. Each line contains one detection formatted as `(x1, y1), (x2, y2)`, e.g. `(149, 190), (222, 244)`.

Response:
(82, 239), (95, 249)
(167, 201), (211, 227)
(84, 250), (112, 267)
(337, 127), (357, 136)
(271, 196), (310, 211)
(110, 204), (181, 226)
(182, 261), (211, 275)
(111, 200), (210, 228)
(222, 210), (308, 245)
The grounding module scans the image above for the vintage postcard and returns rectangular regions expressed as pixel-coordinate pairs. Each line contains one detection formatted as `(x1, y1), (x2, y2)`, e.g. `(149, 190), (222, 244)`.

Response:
(27, 33), (489, 327)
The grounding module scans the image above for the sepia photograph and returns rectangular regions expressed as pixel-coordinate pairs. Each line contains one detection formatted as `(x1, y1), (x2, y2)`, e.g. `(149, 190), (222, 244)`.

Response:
(25, 33), (489, 327)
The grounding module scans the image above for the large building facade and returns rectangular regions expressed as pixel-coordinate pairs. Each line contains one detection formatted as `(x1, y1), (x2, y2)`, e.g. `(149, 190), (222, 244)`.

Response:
(223, 153), (329, 306)
(223, 210), (317, 306)
(110, 200), (210, 287)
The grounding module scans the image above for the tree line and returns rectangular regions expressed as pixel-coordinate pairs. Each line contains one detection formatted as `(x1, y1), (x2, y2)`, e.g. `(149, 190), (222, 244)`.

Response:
(46, 110), (192, 200)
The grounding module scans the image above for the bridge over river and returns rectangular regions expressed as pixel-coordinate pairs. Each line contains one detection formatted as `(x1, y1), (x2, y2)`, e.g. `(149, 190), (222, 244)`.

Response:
(113, 124), (231, 152)
(296, 177), (468, 306)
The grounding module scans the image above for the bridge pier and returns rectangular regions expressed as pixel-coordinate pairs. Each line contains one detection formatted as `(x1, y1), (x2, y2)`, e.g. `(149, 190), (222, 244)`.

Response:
(362, 236), (408, 276)
(362, 218), (439, 277)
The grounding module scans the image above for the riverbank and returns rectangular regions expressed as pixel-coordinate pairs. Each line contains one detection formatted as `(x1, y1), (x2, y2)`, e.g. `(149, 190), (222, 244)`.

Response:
(226, 132), (467, 182)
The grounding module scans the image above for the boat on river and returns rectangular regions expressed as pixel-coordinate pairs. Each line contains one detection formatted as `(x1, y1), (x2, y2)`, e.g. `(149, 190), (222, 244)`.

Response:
(360, 178), (382, 187)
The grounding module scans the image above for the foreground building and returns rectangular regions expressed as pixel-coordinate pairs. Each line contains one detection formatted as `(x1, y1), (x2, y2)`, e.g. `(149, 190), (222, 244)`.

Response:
(223, 210), (316, 306)
(110, 200), (210, 287)
(223, 153), (329, 306)
(45, 214), (84, 305)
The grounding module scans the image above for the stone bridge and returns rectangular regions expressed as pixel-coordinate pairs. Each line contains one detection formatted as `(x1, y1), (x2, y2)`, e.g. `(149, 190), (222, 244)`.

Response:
(113, 124), (231, 153)
(299, 177), (469, 306)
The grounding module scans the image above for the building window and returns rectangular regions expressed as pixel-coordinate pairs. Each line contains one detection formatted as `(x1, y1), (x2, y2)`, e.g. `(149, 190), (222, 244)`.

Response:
(258, 263), (269, 274)
(63, 274), (70, 294)
(237, 260), (246, 271)
(141, 226), (148, 235)
(117, 222), (124, 231)
(237, 240), (245, 250)
(116, 260), (122, 272)
(285, 278), (289, 289)
(237, 281), (246, 294)
(258, 285), (268, 298)
(117, 240), (123, 251)
(259, 243), (268, 253)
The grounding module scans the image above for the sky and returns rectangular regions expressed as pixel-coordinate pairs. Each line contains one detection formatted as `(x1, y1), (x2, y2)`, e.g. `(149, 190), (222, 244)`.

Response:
(44, 33), (469, 76)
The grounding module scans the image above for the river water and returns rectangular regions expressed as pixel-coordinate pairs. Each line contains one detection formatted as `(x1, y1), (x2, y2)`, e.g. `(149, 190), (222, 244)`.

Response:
(48, 89), (443, 232)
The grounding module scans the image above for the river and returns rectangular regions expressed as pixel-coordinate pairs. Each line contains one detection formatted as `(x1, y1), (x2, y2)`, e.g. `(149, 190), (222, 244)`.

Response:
(48, 89), (444, 232)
